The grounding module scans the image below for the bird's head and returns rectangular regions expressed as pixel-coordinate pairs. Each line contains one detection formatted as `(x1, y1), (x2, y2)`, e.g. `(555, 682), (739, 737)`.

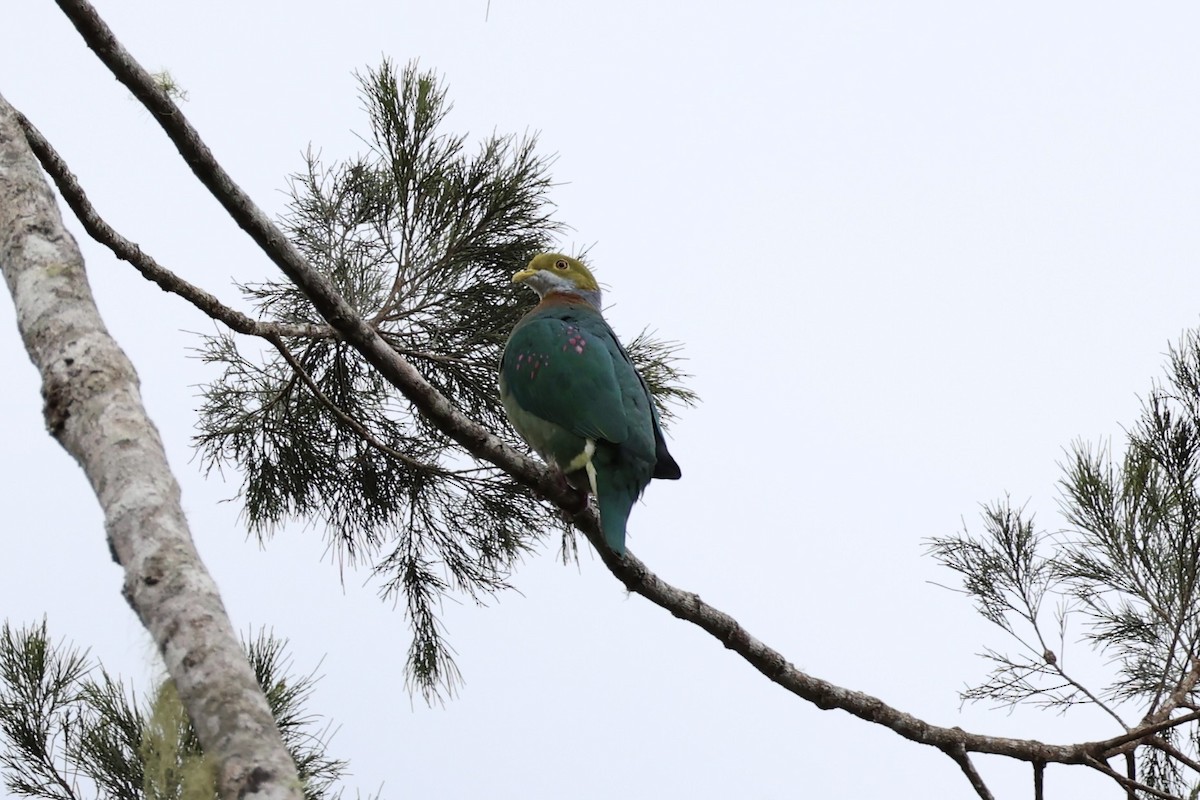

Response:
(513, 253), (602, 308)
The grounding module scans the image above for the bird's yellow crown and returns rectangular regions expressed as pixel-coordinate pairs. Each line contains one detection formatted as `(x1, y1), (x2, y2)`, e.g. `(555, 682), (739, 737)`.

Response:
(511, 253), (603, 307)
(513, 253), (600, 292)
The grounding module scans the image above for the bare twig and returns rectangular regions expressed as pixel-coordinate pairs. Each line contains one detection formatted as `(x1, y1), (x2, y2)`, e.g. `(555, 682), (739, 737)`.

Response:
(1033, 760), (1045, 800)
(1014, 563), (1128, 729)
(946, 745), (995, 800)
(1037, 638), (1127, 729)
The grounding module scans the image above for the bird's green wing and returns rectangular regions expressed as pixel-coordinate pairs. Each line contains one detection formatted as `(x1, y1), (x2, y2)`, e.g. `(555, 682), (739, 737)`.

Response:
(501, 311), (631, 444)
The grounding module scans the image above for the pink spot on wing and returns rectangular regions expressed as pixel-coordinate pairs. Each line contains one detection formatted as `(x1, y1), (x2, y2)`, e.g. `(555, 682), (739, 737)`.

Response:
(575, 345), (584, 353)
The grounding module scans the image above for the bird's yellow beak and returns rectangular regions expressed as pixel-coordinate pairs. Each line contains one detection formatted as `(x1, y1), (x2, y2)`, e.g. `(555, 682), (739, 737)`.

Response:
(511, 267), (538, 284)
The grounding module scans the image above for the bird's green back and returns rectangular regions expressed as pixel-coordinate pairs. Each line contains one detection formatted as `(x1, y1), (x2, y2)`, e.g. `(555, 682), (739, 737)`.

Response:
(501, 298), (657, 463)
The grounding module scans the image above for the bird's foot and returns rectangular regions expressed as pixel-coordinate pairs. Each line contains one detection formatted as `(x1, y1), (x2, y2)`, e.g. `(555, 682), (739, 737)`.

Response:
(552, 468), (590, 516)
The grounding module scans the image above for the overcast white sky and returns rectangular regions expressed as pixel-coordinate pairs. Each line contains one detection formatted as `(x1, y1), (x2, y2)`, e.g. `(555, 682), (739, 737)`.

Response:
(4, 2), (1200, 798)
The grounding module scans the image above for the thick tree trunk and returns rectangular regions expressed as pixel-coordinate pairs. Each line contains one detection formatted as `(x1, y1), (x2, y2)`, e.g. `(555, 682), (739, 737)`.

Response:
(0, 93), (302, 800)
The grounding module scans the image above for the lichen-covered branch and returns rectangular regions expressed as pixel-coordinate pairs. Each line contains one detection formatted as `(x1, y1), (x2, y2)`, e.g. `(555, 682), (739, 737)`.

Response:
(0, 94), (302, 800)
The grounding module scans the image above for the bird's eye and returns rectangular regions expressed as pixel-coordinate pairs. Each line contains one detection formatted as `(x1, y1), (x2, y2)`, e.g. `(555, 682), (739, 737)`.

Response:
(554, 259), (569, 270)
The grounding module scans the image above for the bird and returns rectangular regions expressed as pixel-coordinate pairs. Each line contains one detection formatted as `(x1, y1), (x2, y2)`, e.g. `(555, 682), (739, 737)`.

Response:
(499, 253), (681, 555)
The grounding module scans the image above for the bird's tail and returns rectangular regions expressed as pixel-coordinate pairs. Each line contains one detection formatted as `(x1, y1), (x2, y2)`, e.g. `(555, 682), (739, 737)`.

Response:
(594, 465), (642, 556)
(595, 489), (635, 555)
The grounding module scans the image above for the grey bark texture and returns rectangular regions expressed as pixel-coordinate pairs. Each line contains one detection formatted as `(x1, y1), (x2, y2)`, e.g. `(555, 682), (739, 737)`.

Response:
(0, 93), (302, 800)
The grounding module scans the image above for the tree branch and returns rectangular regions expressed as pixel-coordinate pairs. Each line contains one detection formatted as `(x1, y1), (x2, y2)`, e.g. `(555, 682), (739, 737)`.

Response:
(1083, 755), (1177, 800)
(17, 118), (453, 484)
(946, 745), (995, 800)
(46, 0), (1200, 793)
(1097, 710), (1200, 755)
(11, 124), (485, 484)
(0, 94), (302, 800)
(1148, 735), (1200, 775)
(15, 108), (331, 341)
(1146, 657), (1200, 728)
